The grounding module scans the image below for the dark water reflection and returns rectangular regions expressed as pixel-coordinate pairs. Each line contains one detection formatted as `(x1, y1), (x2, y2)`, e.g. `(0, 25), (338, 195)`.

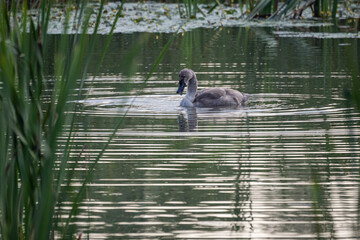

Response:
(63, 26), (360, 239)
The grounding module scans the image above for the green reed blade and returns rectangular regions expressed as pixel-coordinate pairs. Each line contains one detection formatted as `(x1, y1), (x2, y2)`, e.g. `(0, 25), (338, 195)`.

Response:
(39, 0), (51, 46)
(93, 0), (125, 78)
(188, 0), (192, 17)
(56, 0), (126, 200)
(80, 0), (108, 83)
(0, 0), (124, 238)
(193, 0), (198, 17)
(314, 0), (320, 17)
(269, 0), (302, 20)
(247, 0), (271, 20)
(332, 0), (338, 19)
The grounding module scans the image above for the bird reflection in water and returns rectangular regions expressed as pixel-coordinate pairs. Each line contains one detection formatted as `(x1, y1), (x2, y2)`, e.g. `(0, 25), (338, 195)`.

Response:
(178, 107), (198, 132)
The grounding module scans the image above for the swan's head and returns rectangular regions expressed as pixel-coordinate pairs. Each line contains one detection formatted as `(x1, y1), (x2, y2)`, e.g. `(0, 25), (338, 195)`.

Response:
(177, 68), (194, 95)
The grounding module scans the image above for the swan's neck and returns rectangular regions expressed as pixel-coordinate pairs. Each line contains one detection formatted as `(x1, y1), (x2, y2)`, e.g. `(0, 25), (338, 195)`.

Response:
(185, 76), (197, 102)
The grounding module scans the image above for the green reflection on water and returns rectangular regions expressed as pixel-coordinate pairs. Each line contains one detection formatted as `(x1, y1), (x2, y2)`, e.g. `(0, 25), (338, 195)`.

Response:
(59, 26), (360, 238)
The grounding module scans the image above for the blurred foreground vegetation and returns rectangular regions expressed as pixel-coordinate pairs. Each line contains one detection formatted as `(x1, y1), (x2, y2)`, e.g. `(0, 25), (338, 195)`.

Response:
(0, 0), (124, 239)
(0, 0), (177, 237)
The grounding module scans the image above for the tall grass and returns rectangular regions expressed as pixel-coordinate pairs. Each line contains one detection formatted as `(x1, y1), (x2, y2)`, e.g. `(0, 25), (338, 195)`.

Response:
(0, 0), (122, 239)
(182, 0), (203, 19)
(233, 0), (354, 20)
(0, 0), (178, 238)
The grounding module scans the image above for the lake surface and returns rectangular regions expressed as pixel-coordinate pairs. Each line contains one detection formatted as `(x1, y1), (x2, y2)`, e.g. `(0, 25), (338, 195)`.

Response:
(61, 25), (360, 239)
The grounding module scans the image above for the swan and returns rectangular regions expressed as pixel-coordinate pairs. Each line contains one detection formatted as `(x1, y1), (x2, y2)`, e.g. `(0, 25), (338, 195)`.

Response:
(176, 68), (250, 107)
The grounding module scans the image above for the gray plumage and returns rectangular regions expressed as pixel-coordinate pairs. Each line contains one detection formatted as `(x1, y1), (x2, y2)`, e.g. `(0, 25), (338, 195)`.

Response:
(176, 68), (250, 107)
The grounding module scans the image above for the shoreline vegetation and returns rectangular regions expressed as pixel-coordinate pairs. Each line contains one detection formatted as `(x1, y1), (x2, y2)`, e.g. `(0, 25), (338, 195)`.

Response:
(0, 0), (359, 240)
(11, 1), (360, 34)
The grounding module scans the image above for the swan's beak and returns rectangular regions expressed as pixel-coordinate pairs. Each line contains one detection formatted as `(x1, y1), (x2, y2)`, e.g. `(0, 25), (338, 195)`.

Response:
(177, 80), (186, 95)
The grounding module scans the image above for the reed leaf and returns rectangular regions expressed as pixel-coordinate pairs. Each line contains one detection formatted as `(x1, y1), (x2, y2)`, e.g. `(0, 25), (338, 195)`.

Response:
(268, 0), (302, 20)
(246, 0), (272, 20)
(193, 0), (198, 17)
(0, 0), (124, 239)
(208, 1), (218, 14)
(332, 0), (338, 19)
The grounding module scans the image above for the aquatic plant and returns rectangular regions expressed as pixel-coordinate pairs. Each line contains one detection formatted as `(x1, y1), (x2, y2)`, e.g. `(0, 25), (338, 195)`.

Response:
(246, 0), (358, 20)
(183, 0), (198, 18)
(178, 0), (358, 21)
(0, 0), (124, 239)
(181, 0), (207, 19)
(0, 0), (179, 238)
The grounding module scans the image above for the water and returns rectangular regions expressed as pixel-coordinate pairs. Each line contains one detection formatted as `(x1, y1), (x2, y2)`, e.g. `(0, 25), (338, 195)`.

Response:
(61, 26), (360, 239)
